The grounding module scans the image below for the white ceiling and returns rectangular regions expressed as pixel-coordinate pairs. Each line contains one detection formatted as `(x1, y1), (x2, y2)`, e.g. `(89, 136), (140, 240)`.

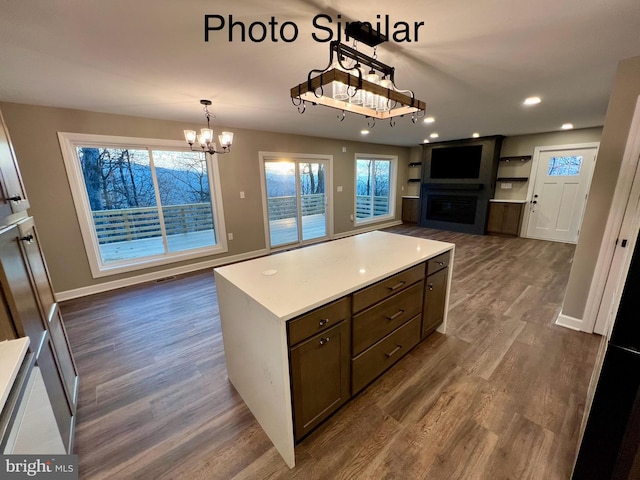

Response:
(1, 0), (639, 146)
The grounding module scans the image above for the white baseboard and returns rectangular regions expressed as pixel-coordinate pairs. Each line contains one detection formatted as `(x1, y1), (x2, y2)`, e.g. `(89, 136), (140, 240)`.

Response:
(555, 312), (585, 331)
(55, 248), (269, 302)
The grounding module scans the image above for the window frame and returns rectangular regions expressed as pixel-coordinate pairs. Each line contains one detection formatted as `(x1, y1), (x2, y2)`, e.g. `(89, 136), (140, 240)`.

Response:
(58, 132), (227, 278)
(353, 153), (398, 226)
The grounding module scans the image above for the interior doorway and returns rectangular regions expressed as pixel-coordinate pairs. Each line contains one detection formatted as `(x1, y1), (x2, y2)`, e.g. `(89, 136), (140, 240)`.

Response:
(525, 144), (598, 243)
(259, 152), (332, 250)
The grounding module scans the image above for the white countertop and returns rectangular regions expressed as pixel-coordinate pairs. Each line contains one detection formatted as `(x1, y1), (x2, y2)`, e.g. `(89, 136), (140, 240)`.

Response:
(214, 231), (454, 321)
(490, 199), (528, 203)
(0, 337), (29, 412)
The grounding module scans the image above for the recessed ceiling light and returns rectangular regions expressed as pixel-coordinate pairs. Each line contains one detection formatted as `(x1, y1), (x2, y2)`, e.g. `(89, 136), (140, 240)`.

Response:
(423, 139), (430, 143)
(360, 129), (369, 135)
(524, 96), (541, 106)
(472, 132), (480, 138)
(423, 116), (435, 124)
(561, 123), (574, 130)
(430, 133), (439, 139)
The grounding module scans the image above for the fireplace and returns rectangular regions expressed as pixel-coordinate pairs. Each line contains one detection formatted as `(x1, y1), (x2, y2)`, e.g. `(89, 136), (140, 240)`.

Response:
(419, 136), (503, 235)
(427, 195), (477, 224)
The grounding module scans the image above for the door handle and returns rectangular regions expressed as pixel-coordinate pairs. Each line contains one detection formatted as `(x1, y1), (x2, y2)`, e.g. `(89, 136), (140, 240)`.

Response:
(385, 310), (404, 321)
(385, 345), (402, 358)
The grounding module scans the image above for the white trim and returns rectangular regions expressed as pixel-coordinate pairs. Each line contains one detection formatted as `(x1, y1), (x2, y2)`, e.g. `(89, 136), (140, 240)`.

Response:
(54, 248), (269, 302)
(57, 132), (228, 278)
(555, 313), (583, 331)
(354, 153), (398, 226)
(521, 142), (600, 240)
(258, 151), (334, 252)
(583, 96), (640, 334)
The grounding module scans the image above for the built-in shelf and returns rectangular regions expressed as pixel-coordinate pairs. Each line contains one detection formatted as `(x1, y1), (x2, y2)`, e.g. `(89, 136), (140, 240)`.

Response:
(408, 162), (423, 167)
(496, 177), (529, 182)
(500, 156), (532, 162)
(408, 178), (421, 183)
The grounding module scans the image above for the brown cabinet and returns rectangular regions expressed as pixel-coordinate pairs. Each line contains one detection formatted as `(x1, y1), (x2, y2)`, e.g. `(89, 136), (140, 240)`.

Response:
(0, 106), (77, 453)
(352, 315), (421, 394)
(289, 319), (351, 441)
(0, 220), (77, 452)
(487, 202), (524, 236)
(401, 197), (419, 224)
(287, 252), (453, 440)
(0, 110), (29, 224)
(423, 267), (448, 337)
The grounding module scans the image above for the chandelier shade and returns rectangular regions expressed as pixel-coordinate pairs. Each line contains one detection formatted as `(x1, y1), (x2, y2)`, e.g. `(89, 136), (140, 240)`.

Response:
(184, 100), (233, 155)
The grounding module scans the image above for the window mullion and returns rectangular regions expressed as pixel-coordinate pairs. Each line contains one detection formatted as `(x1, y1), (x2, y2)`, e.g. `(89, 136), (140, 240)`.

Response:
(148, 149), (170, 254)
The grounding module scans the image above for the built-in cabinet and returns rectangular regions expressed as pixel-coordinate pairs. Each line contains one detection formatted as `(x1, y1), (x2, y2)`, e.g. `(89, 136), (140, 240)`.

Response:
(401, 196), (419, 224)
(0, 108), (77, 452)
(487, 201), (525, 236)
(287, 253), (450, 441)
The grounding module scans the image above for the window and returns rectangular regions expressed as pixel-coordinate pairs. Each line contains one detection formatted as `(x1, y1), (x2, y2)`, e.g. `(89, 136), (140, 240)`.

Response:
(354, 154), (397, 225)
(548, 156), (583, 176)
(58, 133), (227, 277)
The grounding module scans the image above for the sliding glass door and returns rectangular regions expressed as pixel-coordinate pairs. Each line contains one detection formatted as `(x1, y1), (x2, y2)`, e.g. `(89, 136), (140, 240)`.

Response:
(263, 157), (329, 248)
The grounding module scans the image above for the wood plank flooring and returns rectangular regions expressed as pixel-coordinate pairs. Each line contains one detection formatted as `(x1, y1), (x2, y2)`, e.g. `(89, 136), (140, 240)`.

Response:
(60, 225), (602, 479)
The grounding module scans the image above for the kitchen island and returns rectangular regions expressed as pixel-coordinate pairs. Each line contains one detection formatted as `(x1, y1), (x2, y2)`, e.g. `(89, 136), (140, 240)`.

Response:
(214, 230), (454, 467)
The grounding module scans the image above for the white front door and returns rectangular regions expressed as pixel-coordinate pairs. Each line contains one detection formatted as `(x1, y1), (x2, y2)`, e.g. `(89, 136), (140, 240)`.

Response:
(526, 146), (598, 243)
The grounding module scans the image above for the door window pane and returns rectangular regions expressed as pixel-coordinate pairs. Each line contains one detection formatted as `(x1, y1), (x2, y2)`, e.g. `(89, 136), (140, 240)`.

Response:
(78, 147), (164, 263)
(548, 156), (583, 176)
(77, 146), (220, 264)
(266, 161), (298, 247)
(300, 162), (326, 241)
(153, 150), (216, 253)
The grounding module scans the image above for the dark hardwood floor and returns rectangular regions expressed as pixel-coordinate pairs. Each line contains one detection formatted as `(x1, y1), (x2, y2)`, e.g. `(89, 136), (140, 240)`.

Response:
(60, 226), (601, 479)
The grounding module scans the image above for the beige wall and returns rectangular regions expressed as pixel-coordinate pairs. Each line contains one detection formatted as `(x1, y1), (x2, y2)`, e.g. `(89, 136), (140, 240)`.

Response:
(562, 56), (640, 319)
(0, 102), (411, 295)
(494, 128), (603, 201)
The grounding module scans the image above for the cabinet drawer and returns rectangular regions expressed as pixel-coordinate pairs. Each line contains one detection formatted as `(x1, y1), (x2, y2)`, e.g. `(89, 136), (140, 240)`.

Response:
(352, 314), (421, 395)
(427, 251), (451, 275)
(352, 264), (424, 313)
(288, 297), (350, 346)
(352, 281), (424, 356)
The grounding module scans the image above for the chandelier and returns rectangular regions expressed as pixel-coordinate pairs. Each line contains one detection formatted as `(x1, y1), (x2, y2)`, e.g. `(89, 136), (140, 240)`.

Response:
(184, 99), (234, 155)
(290, 23), (426, 126)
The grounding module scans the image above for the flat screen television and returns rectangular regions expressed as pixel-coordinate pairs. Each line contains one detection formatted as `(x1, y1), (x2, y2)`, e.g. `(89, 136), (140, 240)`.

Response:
(430, 145), (483, 179)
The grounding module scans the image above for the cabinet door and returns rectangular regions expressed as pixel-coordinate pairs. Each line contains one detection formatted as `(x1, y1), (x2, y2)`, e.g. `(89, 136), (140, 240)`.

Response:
(0, 110), (29, 221)
(290, 321), (350, 441)
(501, 203), (523, 236)
(37, 334), (74, 453)
(0, 225), (46, 355)
(486, 203), (505, 233)
(422, 267), (448, 337)
(17, 218), (78, 412)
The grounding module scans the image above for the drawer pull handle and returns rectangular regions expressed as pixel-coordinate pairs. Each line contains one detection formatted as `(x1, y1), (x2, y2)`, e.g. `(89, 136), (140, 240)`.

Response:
(386, 310), (404, 321)
(428, 284), (433, 291)
(438, 261), (445, 266)
(318, 318), (329, 327)
(385, 345), (402, 358)
(8, 195), (22, 202)
(319, 337), (330, 346)
(20, 234), (34, 244)
(387, 281), (406, 291)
